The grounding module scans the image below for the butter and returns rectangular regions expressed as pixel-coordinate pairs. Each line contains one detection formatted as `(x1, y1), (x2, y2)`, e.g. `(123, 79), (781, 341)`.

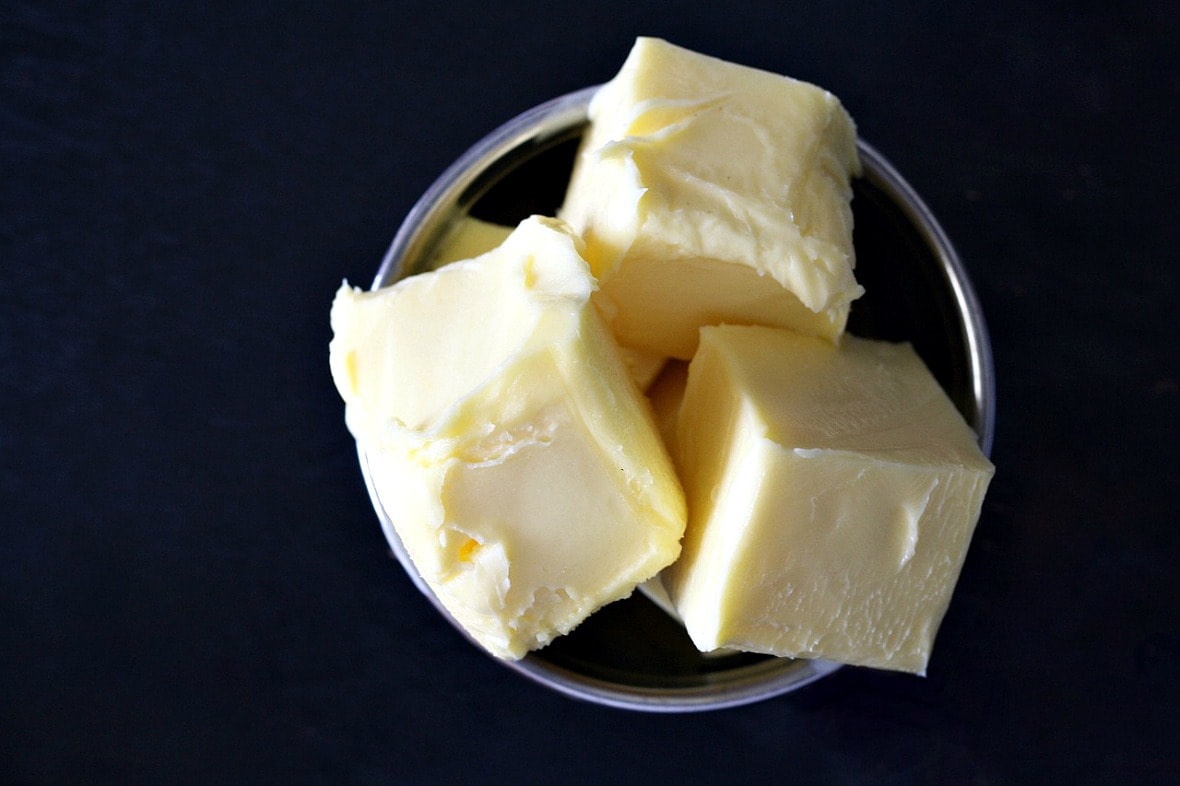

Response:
(430, 214), (668, 391)
(636, 360), (689, 620)
(660, 325), (994, 674)
(560, 37), (863, 360)
(621, 346), (667, 392)
(330, 216), (686, 660)
(429, 215), (514, 268)
(645, 359), (688, 447)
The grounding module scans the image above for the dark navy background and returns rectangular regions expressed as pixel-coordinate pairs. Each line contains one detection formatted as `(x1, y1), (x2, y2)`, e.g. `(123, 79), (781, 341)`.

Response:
(3, 2), (1177, 783)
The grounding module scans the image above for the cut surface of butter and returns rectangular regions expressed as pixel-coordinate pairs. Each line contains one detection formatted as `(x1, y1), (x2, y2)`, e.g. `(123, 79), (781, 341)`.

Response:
(560, 37), (863, 360)
(660, 325), (994, 674)
(329, 216), (686, 660)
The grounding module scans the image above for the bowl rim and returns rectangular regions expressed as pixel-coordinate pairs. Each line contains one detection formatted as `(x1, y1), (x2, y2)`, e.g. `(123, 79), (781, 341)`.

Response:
(361, 85), (996, 712)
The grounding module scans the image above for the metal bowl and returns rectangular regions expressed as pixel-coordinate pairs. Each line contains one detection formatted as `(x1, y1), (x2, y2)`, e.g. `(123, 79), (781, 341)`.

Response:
(358, 86), (995, 712)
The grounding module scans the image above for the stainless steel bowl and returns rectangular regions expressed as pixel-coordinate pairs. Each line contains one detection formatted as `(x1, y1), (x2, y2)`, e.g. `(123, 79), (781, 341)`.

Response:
(358, 86), (995, 712)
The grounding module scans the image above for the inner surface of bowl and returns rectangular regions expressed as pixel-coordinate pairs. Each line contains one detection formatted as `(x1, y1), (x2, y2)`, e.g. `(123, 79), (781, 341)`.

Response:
(362, 86), (995, 712)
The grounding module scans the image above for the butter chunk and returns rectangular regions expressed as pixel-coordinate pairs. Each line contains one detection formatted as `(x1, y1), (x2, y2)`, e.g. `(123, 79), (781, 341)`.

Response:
(428, 215), (513, 268)
(661, 325), (994, 674)
(560, 37), (863, 360)
(329, 216), (686, 660)
(428, 215), (668, 391)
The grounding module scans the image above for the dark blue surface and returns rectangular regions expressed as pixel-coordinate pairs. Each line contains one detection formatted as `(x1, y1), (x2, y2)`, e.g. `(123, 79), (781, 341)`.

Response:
(3, 2), (1178, 783)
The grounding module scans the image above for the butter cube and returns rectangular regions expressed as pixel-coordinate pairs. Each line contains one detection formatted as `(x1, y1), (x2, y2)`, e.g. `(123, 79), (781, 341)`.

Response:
(560, 37), (863, 360)
(429, 215), (667, 391)
(329, 216), (686, 660)
(661, 325), (994, 674)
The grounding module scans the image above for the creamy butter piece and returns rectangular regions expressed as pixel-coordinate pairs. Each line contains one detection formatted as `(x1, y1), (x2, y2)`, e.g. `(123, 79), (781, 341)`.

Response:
(429, 215), (514, 268)
(660, 325), (994, 674)
(621, 346), (667, 392)
(635, 361), (689, 619)
(428, 214), (668, 391)
(329, 216), (686, 660)
(560, 37), (863, 360)
(644, 359), (689, 452)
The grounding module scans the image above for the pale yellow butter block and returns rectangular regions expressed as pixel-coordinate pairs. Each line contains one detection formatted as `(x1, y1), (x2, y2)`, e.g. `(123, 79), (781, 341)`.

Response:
(644, 359), (688, 446)
(620, 345), (667, 392)
(560, 37), (863, 360)
(427, 215), (668, 391)
(662, 325), (994, 674)
(329, 216), (686, 660)
(635, 360), (689, 620)
(428, 216), (514, 268)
